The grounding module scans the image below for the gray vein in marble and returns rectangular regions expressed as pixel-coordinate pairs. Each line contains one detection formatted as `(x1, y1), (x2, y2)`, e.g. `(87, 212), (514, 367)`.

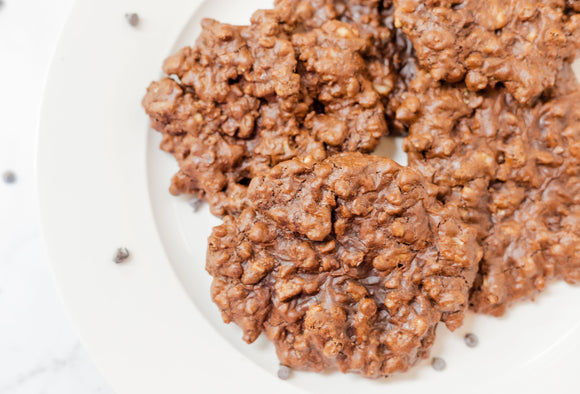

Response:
(0, 344), (81, 394)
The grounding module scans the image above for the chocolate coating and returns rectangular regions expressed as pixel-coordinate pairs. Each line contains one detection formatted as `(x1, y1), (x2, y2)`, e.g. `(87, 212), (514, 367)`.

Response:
(277, 0), (418, 133)
(393, 0), (580, 103)
(143, 11), (387, 216)
(207, 153), (481, 377)
(402, 65), (580, 315)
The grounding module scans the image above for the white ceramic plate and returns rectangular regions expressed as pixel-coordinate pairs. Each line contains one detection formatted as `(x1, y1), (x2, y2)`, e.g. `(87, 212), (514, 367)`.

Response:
(37, 0), (580, 393)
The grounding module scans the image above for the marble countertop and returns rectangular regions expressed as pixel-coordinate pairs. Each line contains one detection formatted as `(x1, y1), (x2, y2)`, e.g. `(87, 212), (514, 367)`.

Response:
(0, 1), (114, 393)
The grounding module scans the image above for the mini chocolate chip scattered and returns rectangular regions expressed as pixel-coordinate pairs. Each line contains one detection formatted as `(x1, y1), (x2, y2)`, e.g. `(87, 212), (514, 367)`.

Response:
(277, 365), (291, 380)
(125, 13), (139, 27)
(114, 247), (130, 264)
(2, 171), (16, 184)
(188, 197), (203, 212)
(431, 357), (446, 371)
(464, 333), (479, 348)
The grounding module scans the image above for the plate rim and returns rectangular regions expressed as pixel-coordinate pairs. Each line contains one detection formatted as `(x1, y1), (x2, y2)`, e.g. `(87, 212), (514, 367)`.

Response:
(36, 1), (302, 393)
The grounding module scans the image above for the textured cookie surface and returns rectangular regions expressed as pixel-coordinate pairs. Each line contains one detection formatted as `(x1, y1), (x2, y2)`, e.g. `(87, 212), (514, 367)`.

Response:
(401, 66), (580, 315)
(207, 153), (481, 377)
(143, 11), (386, 216)
(394, 0), (580, 103)
(277, 0), (419, 133)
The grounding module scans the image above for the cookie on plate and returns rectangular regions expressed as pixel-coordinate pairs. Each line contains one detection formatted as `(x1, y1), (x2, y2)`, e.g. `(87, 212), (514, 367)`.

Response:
(207, 153), (481, 377)
(402, 65), (580, 315)
(393, 0), (580, 103)
(143, 11), (386, 216)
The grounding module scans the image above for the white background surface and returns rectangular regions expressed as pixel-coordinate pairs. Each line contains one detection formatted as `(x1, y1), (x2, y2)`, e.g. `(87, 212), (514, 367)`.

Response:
(0, 1), (114, 392)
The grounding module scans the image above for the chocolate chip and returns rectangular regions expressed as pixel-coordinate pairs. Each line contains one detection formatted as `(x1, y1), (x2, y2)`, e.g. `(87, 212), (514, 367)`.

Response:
(464, 333), (479, 348)
(188, 197), (203, 212)
(277, 365), (291, 380)
(114, 247), (130, 264)
(431, 357), (446, 371)
(125, 13), (139, 27)
(2, 171), (16, 184)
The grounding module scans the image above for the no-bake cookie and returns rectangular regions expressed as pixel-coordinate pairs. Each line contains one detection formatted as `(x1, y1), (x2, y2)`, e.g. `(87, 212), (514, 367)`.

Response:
(401, 66), (580, 315)
(393, 0), (580, 103)
(143, 12), (386, 216)
(207, 153), (481, 376)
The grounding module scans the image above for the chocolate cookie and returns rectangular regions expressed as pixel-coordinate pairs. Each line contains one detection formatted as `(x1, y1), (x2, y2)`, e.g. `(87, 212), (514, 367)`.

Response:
(207, 153), (481, 377)
(276, 0), (418, 133)
(143, 10), (386, 216)
(402, 65), (580, 315)
(393, 0), (580, 104)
